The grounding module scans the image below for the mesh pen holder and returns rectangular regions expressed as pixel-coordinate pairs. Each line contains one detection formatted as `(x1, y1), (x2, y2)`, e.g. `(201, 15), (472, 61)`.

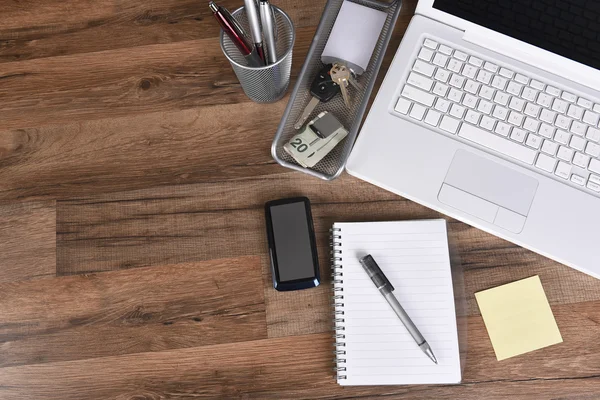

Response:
(220, 6), (295, 103)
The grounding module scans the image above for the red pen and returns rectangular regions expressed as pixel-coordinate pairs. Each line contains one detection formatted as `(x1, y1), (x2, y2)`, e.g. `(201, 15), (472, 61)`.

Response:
(209, 1), (263, 67)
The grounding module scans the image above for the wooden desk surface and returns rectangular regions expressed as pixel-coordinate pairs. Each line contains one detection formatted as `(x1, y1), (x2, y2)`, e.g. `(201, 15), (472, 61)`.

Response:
(0, 0), (599, 399)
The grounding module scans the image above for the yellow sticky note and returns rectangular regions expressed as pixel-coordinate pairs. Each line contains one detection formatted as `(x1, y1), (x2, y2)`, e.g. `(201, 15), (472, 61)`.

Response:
(475, 275), (562, 361)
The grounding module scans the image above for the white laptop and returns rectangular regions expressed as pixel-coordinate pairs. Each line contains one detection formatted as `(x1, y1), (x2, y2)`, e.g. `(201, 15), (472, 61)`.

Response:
(347, 0), (600, 278)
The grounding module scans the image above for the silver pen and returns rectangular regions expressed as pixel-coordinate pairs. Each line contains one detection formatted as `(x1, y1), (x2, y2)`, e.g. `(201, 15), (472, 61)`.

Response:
(244, 0), (265, 64)
(259, 0), (277, 64)
(359, 254), (438, 364)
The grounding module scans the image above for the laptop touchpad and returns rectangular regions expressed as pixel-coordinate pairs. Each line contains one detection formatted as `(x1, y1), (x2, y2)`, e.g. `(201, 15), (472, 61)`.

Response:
(438, 150), (538, 233)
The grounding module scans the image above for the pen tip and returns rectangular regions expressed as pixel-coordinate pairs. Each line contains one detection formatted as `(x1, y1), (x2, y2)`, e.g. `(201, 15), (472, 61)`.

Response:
(422, 344), (438, 364)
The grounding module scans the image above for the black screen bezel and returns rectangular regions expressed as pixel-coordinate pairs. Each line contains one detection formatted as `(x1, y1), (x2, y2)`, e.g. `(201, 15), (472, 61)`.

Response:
(265, 197), (320, 291)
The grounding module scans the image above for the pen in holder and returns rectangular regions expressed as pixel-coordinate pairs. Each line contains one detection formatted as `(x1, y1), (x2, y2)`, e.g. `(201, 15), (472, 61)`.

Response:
(220, 6), (295, 103)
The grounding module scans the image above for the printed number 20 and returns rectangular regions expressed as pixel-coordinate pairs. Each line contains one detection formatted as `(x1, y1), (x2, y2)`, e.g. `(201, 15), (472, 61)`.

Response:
(291, 138), (308, 152)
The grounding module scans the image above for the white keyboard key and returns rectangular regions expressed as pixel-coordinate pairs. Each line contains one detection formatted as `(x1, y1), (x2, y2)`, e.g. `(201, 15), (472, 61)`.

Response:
(578, 98), (593, 109)
(537, 93), (554, 108)
(507, 81), (523, 96)
(448, 88), (464, 103)
(587, 127), (600, 142)
(524, 102), (541, 117)
(402, 85), (435, 107)
(515, 74), (529, 84)
(454, 50), (467, 61)
(552, 98), (568, 114)
(434, 68), (451, 83)
(535, 153), (557, 172)
(522, 87), (538, 102)
(477, 100), (493, 115)
(418, 47), (435, 62)
(433, 82), (449, 97)
(462, 94), (479, 109)
(530, 79), (545, 90)
(409, 103), (426, 120)
(555, 161), (571, 179)
(491, 75), (508, 90)
(462, 64), (478, 79)
(447, 59), (463, 73)
(546, 86), (561, 97)
(583, 110), (600, 126)
(424, 109), (442, 126)
(573, 152), (591, 168)
(480, 115), (496, 131)
(492, 105), (509, 120)
(590, 174), (600, 185)
(480, 85), (495, 100)
(561, 92), (577, 103)
(587, 181), (600, 192)
(439, 44), (453, 55)
(495, 122), (511, 137)
(570, 135), (586, 151)
(585, 141), (600, 158)
(590, 159), (600, 174)
(450, 103), (466, 118)
(458, 124), (536, 164)
(435, 98), (451, 113)
(540, 108), (557, 123)
(567, 104), (584, 120)
(539, 123), (555, 138)
(509, 97), (526, 112)
(464, 79), (481, 94)
(525, 133), (542, 149)
(484, 62), (498, 73)
(541, 139), (558, 155)
(523, 117), (540, 133)
(499, 68), (514, 79)
(439, 115), (461, 134)
(449, 73), (466, 88)
(508, 111), (525, 126)
(571, 121), (588, 136)
(469, 56), (483, 67)
(465, 109), (482, 125)
(493, 91), (510, 106)
(424, 39), (438, 49)
(476, 70), (493, 85)
(407, 72), (434, 91)
(433, 53), (449, 67)
(394, 98), (412, 114)
(554, 130), (570, 144)
(556, 115), (572, 130)
(510, 128), (527, 143)
(413, 60), (436, 77)
(594, 104), (600, 113)
(571, 174), (586, 186)
(557, 145), (574, 161)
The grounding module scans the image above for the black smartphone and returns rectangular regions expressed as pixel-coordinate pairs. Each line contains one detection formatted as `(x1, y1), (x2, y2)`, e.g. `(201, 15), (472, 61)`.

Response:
(265, 197), (320, 291)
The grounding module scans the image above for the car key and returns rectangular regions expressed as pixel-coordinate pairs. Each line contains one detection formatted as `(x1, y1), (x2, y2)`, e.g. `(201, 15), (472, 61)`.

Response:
(294, 64), (340, 129)
(330, 63), (351, 108)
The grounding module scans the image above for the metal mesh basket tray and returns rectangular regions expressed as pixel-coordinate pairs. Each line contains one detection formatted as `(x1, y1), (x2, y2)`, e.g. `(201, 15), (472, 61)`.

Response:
(272, 0), (402, 180)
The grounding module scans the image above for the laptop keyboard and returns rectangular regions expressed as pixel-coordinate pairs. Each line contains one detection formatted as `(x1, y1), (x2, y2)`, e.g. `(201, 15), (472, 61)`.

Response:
(394, 37), (600, 196)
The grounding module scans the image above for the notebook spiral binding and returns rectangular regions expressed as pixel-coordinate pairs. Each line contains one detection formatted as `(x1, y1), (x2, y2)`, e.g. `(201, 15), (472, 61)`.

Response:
(330, 227), (347, 380)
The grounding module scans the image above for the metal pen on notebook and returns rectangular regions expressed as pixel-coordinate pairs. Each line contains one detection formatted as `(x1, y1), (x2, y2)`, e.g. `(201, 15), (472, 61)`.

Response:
(209, 1), (262, 67)
(244, 0), (266, 64)
(259, 0), (278, 64)
(359, 254), (438, 364)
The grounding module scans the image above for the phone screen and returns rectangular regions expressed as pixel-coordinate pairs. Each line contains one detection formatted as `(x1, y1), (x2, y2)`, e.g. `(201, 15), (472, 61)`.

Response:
(269, 202), (316, 281)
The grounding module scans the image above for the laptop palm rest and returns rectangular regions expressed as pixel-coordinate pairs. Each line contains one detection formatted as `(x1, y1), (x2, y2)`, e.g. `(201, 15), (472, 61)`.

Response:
(438, 150), (539, 234)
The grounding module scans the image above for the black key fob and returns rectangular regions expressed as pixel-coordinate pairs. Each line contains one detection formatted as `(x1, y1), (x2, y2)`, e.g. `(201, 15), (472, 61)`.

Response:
(310, 64), (340, 103)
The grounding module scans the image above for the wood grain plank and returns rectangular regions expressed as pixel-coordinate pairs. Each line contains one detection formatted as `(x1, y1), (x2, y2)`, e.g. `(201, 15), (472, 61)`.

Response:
(0, 0), (327, 63)
(0, 200), (55, 283)
(0, 256), (266, 368)
(0, 300), (599, 400)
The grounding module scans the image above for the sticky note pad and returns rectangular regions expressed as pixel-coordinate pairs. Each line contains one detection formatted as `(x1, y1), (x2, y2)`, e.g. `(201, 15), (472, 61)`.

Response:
(475, 276), (562, 361)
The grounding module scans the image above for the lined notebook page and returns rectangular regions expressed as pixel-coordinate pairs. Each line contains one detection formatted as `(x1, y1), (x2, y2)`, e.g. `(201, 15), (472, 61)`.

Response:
(333, 220), (461, 385)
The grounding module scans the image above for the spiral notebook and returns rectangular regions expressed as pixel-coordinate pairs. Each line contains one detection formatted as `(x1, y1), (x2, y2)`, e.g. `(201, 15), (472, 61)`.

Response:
(332, 220), (461, 385)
